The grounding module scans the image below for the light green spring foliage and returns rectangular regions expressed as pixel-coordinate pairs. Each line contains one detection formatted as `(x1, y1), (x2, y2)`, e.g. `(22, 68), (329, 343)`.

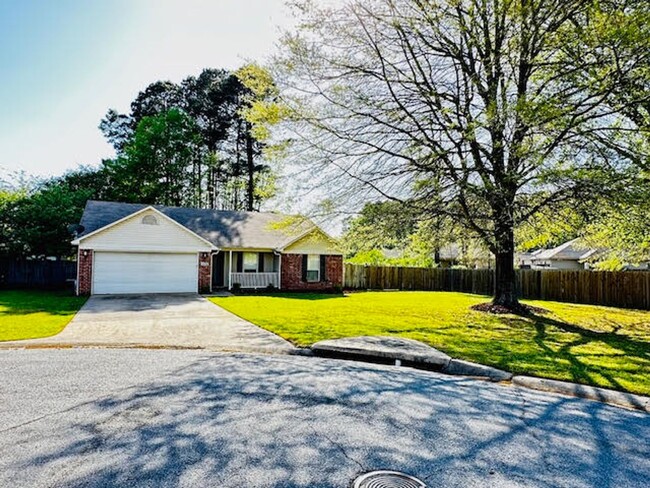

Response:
(583, 201), (650, 269)
(342, 201), (414, 255)
(234, 63), (290, 205)
(517, 206), (585, 251)
(211, 291), (650, 396)
(342, 201), (434, 266)
(342, 201), (487, 268)
(346, 249), (434, 267)
(402, 219), (441, 267)
(518, 194), (650, 269)
(235, 63), (291, 143)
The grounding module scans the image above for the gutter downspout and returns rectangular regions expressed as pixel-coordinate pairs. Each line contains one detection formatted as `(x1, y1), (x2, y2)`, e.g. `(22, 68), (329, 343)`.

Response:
(75, 247), (80, 296)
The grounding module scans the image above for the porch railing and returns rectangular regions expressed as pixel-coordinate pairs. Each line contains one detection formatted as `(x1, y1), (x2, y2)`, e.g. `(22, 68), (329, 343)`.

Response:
(230, 272), (280, 289)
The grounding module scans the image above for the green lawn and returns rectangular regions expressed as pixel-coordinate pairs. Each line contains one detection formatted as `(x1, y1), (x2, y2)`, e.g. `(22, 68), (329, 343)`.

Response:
(0, 290), (87, 341)
(210, 291), (650, 396)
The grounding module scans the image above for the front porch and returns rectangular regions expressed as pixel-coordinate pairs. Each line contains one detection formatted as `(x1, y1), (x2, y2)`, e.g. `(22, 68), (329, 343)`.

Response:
(230, 272), (280, 289)
(212, 251), (281, 290)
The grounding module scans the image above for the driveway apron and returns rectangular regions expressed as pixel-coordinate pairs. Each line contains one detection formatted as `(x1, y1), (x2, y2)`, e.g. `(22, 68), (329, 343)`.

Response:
(4, 294), (294, 353)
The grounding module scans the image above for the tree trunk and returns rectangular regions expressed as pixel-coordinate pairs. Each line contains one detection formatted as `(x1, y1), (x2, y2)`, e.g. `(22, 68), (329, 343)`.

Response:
(207, 165), (215, 209)
(492, 226), (520, 309)
(245, 123), (255, 212)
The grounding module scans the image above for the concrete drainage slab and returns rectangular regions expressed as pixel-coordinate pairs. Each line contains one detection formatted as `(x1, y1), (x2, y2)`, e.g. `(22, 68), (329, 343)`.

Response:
(312, 336), (451, 368)
(353, 470), (426, 488)
(311, 335), (512, 381)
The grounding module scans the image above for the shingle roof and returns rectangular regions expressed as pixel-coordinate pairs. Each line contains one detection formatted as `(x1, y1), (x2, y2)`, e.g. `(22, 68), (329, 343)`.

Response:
(531, 238), (596, 261)
(77, 200), (318, 250)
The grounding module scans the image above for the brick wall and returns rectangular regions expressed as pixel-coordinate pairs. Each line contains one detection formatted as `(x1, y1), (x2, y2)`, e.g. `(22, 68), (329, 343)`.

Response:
(281, 254), (343, 291)
(198, 252), (212, 293)
(77, 249), (93, 295)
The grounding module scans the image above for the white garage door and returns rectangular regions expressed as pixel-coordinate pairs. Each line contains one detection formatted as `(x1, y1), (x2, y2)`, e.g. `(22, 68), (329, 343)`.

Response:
(93, 252), (198, 294)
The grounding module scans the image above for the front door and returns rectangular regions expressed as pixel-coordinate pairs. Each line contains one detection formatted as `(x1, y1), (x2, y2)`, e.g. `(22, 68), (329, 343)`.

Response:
(212, 253), (225, 288)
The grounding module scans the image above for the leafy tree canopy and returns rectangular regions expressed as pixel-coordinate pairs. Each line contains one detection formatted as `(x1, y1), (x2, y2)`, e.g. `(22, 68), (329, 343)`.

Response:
(99, 65), (286, 211)
(277, 0), (650, 308)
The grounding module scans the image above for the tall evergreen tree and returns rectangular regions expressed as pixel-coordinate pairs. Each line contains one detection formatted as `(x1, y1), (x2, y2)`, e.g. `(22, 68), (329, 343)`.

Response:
(98, 66), (285, 211)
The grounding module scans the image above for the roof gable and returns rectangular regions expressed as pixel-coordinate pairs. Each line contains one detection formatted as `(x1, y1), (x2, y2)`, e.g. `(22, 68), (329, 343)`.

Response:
(73, 206), (216, 251)
(533, 238), (595, 261)
(281, 228), (341, 254)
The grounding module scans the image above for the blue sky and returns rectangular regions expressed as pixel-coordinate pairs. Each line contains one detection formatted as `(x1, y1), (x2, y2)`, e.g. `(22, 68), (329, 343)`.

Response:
(0, 0), (292, 178)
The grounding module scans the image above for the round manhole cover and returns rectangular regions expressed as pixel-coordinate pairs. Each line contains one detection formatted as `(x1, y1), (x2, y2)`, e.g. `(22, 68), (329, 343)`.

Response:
(353, 470), (426, 488)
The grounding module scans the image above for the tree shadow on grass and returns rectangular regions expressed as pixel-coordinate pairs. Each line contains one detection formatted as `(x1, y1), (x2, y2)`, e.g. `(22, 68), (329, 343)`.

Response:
(2, 353), (648, 488)
(529, 313), (650, 393)
(388, 311), (650, 395)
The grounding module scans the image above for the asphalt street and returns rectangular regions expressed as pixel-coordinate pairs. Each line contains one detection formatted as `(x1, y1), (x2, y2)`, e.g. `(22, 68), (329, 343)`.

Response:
(0, 349), (648, 487)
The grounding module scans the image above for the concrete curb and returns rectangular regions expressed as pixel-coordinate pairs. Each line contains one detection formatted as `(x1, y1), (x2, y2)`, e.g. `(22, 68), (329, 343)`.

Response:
(311, 336), (452, 368)
(512, 376), (650, 413)
(442, 359), (512, 382)
(0, 341), (296, 356)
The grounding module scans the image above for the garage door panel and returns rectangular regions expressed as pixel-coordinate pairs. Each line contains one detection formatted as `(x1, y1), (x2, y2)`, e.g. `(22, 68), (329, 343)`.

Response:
(93, 252), (198, 294)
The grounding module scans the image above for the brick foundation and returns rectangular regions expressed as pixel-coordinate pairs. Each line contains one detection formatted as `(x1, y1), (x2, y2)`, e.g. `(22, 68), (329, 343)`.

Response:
(198, 252), (212, 293)
(281, 254), (343, 291)
(77, 249), (93, 295)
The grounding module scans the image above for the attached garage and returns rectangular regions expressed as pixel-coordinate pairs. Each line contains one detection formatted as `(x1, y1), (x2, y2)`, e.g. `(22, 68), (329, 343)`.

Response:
(93, 252), (198, 295)
(72, 206), (217, 295)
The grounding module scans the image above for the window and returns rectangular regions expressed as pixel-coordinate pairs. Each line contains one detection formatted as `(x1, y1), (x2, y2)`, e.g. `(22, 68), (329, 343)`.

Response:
(306, 254), (320, 282)
(243, 252), (258, 273)
(141, 215), (158, 225)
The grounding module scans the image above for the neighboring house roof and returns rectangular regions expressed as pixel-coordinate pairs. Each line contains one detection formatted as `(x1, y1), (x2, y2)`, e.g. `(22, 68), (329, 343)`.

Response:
(76, 200), (321, 250)
(531, 238), (596, 262)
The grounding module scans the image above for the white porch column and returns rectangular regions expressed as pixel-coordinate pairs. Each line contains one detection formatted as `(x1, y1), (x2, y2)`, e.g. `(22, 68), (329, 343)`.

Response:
(228, 250), (233, 290)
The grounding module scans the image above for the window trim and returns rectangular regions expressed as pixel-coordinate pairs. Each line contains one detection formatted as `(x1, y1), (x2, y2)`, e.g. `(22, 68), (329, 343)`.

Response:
(141, 215), (158, 225)
(242, 252), (258, 273)
(306, 254), (320, 282)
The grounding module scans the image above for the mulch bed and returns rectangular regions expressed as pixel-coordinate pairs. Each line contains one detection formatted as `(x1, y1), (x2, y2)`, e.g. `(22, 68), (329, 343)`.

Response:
(470, 302), (549, 315)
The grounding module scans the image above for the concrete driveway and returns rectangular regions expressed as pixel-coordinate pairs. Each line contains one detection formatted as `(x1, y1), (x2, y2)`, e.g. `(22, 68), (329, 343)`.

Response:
(0, 349), (648, 488)
(7, 294), (293, 353)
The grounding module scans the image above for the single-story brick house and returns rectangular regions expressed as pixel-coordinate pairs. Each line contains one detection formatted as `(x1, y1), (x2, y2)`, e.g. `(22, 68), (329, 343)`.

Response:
(71, 200), (343, 295)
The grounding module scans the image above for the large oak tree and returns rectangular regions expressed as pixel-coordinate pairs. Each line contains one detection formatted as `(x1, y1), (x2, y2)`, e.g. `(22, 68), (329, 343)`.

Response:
(277, 0), (649, 309)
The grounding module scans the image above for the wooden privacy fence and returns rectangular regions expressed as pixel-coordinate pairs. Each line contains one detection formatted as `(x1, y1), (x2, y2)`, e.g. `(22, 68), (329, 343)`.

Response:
(344, 263), (650, 310)
(0, 259), (77, 289)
